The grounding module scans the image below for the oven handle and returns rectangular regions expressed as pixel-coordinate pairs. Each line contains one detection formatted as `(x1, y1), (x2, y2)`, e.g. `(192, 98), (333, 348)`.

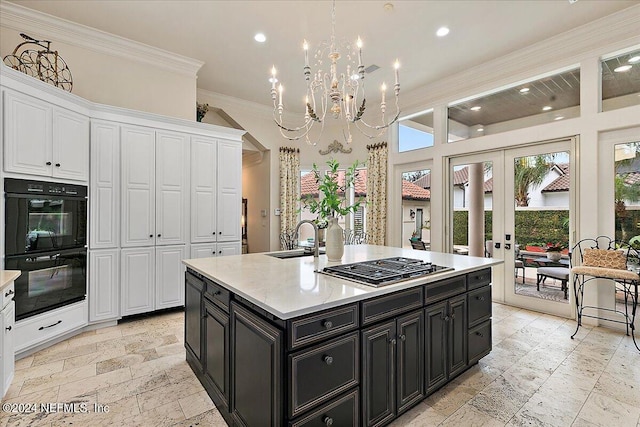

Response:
(26, 254), (61, 262)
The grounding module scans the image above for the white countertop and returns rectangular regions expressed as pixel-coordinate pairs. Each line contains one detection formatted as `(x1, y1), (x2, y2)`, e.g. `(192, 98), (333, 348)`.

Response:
(183, 245), (503, 320)
(1, 270), (21, 291)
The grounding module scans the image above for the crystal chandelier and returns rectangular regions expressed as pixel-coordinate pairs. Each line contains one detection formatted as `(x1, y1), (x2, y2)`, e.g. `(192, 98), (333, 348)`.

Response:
(270, 0), (400, 145)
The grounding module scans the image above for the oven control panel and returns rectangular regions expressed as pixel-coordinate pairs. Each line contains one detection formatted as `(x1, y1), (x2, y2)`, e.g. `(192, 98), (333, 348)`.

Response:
(5, 178), (87, 198)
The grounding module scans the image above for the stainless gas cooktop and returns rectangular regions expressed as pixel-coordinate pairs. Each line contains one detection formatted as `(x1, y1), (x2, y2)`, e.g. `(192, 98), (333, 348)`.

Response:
(322, 257), (453, 287)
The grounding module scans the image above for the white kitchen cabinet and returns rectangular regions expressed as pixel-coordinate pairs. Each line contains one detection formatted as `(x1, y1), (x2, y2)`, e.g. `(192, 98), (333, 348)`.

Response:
(155, 130), (189, 246)
(121, 247), (155, 316)
(121, 126), (188, 248)
(190, 136), (241, 244)
(121, 125), (156, 248)
(90, 120), (120, 249)
(189, 242), (240, 259)
(89, 249), (120, 323)
(3, 89), (88, 181)
(2, 300), (15, 397)
(155, 245), (186, 310)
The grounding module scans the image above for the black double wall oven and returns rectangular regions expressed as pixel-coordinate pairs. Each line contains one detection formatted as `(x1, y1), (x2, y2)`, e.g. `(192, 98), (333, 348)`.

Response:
(4, 178), (87, 321)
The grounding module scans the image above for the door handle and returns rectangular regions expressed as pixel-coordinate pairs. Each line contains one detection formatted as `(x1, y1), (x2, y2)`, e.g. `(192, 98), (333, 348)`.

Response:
(505, 243), (511, 250)
(494, 242), (501, 249)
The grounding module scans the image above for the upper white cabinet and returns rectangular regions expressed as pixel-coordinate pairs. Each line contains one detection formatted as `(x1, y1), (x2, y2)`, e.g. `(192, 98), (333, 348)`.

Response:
(90, 120), (120, 249)
(121, 125), (188, 248)
(191, 136), (241, 243)
(3, 89), (88, 181)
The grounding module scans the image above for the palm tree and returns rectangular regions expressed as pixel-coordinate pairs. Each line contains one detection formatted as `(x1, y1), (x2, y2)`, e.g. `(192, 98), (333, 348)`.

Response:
(615, 174), (640, 241)
(513, 155), (553, 207)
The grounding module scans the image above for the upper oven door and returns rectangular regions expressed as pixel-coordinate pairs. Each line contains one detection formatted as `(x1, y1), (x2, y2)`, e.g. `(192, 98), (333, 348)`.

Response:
(5, 193), (87, 256)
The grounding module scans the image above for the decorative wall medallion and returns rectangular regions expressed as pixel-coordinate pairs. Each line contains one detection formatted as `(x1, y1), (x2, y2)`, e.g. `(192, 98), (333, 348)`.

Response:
(319, 140), (353, 155)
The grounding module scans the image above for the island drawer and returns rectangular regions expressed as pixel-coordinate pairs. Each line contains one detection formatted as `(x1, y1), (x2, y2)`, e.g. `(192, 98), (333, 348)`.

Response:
(203, 278), (230, 312)
(288, 304), (359, 350)
(361, 287), (423, 326)
(468, 320), (491, 365)
(424, 276), (466, 304)
(288, 332), (359, 418)
(2, 281), (15, 308)
(468, 285), (491, 328)
(289, 389), (359, 427)
(467, 268), (492, 290)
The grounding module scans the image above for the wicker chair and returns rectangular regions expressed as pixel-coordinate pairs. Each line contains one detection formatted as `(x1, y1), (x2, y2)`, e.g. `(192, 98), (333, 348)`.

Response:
(570, 236), (639, 351)
(344, 229), (369, 245)
(410, 239), (428, 250)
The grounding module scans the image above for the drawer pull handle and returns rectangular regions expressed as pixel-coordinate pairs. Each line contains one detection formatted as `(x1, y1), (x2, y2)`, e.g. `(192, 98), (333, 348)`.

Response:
(323, 320), (333, 329)
(476, 332), (484, 337)
(444, 315), (450, 321)
(219, 231), (222, 235)
(399, 334), (406, 341)
(55, 163), (61, 167)
(39, 320), (62, 330)
(477, 296), (485, 301)
(451, 313), (456, 320)
(323, 355), (333, 365)
(5, 326), (12, 331)
(213, 290), (221, 296)
(389, 338), (396, 345)
(5, 289), (14, 297)
(322, 416), (334, 426)
(46, 161), (52, 166)
(149, 234), (153, 238)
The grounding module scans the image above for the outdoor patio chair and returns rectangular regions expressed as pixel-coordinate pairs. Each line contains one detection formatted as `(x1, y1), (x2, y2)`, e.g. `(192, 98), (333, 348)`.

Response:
(570, 236), (639, 351)
(410, 239), (427, 250)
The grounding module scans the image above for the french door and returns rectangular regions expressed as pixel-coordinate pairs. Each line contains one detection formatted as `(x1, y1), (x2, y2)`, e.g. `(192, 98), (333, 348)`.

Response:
(448, 139), (575, 317)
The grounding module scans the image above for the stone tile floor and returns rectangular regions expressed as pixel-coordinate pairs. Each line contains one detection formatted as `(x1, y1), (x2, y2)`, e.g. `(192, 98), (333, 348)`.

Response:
(1, 303), (639, 426)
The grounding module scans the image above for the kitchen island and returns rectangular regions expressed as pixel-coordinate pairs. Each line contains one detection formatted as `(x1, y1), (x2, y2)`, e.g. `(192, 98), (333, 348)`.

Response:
(183, 245), (502, 427)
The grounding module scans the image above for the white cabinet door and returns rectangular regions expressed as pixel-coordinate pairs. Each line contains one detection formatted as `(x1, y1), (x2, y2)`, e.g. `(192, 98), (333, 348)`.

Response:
(90, 120), (120, 249)
(2, 301), (15, 397)
(190, 136), (217, 243)
(52, 107), (89, 181)
(121, 125), (155, 248)
(121, 247), (155, 316)
(89, 249), (120, 323)
(217, 242), (241, 257)
(155, 245), (186, 310)
(3, 90), (52, 176)
(156, 131), (188, 246)
(190, 243), (217, 259)
(217, 139), (242, 242)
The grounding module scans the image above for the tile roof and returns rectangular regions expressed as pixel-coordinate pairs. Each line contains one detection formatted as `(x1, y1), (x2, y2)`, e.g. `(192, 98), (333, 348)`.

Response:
(301, 169), (430, 200)
(413, 167), (490, 192)
(542, 163), (570, 192)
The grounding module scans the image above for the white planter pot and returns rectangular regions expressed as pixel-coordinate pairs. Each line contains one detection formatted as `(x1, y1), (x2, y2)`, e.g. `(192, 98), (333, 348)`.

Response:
(547, 252), (561, 262)
(325, 218), (344, 261)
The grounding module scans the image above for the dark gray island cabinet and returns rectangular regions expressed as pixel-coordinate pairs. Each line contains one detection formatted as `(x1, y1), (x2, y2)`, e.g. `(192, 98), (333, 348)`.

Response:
(184, 264), (492, 427)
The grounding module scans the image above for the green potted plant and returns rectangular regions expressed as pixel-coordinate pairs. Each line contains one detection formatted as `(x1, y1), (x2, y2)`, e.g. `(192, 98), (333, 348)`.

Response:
(301, 158), (364, 260)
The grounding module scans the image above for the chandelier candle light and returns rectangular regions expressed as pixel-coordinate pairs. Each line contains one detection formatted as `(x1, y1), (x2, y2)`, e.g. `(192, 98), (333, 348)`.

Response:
(270, 0), (401, 145)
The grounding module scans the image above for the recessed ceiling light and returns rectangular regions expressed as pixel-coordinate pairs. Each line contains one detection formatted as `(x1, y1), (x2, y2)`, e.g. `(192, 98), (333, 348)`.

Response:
(542, 106), (552, 111)
(519, 88), (530, 93)
(628, 56), (640, 64)
(614, 64), (632, 73)
(476, 127), (484, 132)
(436, 27), (450, 37)
(470, 106), (481, 111)
(554, 116), (564, 121)
(254, 33), (266, 43)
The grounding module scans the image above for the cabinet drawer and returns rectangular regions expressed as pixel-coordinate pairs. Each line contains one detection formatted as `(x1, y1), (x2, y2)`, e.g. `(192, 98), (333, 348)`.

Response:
(424, 276), (466, 304)
(290, 389), (359, 427)
(468, 320), (491, 365)
(361, 287), (423, 326)
(15, 301), (88, 353)
(288, 304), (359, 350)
(468, 285), (491, 327)
(2, 281), (15, 309)
(204, 279), (230, 312)
(289, 332), (359, 418)
(467, 268), (492, 290)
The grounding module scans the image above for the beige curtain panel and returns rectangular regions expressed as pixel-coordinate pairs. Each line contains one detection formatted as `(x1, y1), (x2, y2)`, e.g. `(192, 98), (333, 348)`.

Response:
(366, 142), (388, 245)
(279, 147), (300, 247)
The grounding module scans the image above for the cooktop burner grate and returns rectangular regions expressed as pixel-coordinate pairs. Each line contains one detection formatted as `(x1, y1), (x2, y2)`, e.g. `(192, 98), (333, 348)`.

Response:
(322, 257), (453, 287)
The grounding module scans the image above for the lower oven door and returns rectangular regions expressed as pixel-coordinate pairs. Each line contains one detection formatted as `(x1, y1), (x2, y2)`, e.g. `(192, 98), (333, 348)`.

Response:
(5, 248), (87, 321)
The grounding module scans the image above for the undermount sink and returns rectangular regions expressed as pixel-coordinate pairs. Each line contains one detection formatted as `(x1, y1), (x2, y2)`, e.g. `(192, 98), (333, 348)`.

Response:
(266, 249), (325, 259)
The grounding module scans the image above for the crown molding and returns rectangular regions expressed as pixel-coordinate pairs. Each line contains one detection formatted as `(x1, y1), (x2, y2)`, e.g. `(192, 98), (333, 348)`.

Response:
(0, 1), (204, 77)
(400, 4), (640, 115)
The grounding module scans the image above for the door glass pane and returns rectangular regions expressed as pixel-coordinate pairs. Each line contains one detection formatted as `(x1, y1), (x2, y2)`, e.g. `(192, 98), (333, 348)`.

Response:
(450, 163), (492, 257)
(399, 110), (434, 152)
(299, 169), (315, 241)
(602, 48), (640, 112)
(614, 142), (640, 313)
(513, 151), (570, 304)
(402, 169), (431, 250)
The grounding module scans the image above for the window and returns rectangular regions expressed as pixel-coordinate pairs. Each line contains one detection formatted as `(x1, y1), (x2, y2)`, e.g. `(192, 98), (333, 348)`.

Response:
(602, 47), (640, 112)
(448, 67), (580, 142)
(399, 109), (434, 152)
(614, 142), (640, 243)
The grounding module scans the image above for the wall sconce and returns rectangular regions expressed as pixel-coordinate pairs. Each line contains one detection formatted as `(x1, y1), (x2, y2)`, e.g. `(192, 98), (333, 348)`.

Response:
(409, 209), (415, 219)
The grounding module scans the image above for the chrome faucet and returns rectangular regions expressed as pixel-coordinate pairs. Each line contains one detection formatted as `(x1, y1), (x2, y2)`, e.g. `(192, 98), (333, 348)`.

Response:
(295, 220), (319, 259)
